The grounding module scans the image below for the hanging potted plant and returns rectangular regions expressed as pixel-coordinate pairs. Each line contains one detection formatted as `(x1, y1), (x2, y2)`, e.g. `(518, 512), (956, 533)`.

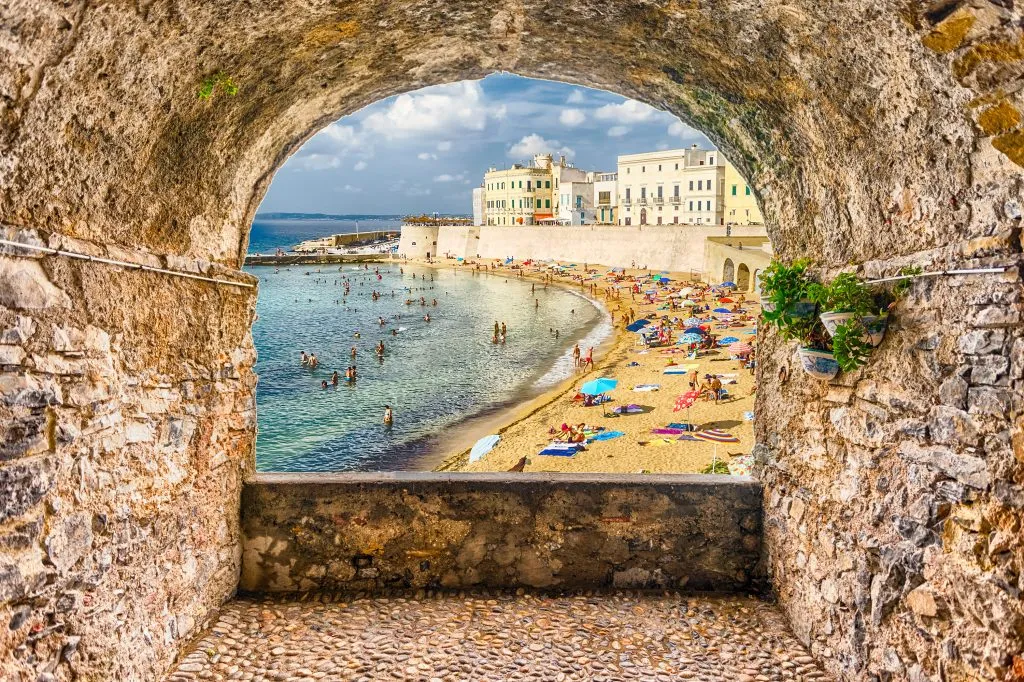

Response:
(758, 258), (817, 340)
(795, 319), (841, 380)
(807, 272), (888, 347)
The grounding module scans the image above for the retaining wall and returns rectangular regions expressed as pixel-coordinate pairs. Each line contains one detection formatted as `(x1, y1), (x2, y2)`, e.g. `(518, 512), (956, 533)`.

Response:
(239, 472), (763, 593)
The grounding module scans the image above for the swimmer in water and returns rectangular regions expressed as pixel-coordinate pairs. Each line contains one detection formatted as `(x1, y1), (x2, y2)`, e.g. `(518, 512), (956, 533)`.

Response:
(331, 371), (339, 386)
(424, 313), (430, 322)
(350, 346), (357, 359)
(383, 405), (393, 425)
(321, 380), (328, 389)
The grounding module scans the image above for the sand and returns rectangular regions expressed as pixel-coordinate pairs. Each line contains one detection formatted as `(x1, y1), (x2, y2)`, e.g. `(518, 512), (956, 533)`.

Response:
(422, 257), (758, 475)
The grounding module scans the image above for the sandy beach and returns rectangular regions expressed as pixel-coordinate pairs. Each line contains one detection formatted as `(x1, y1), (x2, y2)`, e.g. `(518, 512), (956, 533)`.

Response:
(424, 257), (759, 475)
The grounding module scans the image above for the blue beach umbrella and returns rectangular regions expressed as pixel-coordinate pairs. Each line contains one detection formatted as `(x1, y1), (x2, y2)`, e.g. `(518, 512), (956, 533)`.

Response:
(679, 333), (703, 344)
(684, 317), (703, 326)
(719, 336), (740, 344)
(626, 319), (651, 332)
(580, 377), (619, 395)
(713, 307), (731, 313)
(683, 326), (705, 335)
(720, 281), (736, 287)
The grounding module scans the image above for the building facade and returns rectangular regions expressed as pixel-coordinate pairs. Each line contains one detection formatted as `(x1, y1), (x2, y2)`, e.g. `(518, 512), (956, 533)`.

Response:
(723, 163), (763, 225)
(483, 155), (555, 226)
(557, 180), (597, 225)
(472, 187), (485, 226)
(616, 146), (727, 226)
(594, 172), (617, 224)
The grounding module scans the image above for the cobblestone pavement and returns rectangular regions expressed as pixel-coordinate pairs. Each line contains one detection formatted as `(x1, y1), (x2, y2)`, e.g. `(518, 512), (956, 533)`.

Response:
(167, 591), (831, 681)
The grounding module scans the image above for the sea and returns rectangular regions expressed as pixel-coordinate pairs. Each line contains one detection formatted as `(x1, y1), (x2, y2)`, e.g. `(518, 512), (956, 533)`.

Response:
(246, 216), (611, 472)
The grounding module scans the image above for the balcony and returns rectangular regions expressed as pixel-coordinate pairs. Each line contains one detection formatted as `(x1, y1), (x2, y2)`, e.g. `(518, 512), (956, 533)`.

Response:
(622, 198), (631, 206)
(653, 196), (664, 205)
(636, 197), (648, 205)
(671, 196), (682, 205)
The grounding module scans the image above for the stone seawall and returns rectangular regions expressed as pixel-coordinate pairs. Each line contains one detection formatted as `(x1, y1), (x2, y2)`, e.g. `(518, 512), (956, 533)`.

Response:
(399, 224), (768, 273)
(239, 473), (763, 593)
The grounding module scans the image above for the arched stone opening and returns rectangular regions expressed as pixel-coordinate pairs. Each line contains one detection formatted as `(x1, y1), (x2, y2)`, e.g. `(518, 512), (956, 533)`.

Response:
(737, 263), (751, 291)
(1, 2), (1022, 681)
(723, 258), (736, 284)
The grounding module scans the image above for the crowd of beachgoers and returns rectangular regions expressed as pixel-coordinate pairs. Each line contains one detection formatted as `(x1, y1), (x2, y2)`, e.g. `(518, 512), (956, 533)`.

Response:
(431, 256), (759, 475)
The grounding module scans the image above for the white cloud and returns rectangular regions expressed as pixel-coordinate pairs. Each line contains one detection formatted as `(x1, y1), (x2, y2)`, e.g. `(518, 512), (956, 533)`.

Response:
(342, 184), (362, 192)
(656, 141), (670, 151)
(417, 152), (437, 161)
(434, 173), (467, 183)
(436, 141), (452, 152)
(566, 90), (585, 104)
(559, 108), (586, 127)
(362, 81), (504, 140)
(607, 126), (630, 137)
(293, 153), (342, 171)
(353, 160), (367, 171)
(507, 134), (575, 160)
(407, 187), (432, 196)
(668, 121), (691, 138)
(594, 99), (658, 124)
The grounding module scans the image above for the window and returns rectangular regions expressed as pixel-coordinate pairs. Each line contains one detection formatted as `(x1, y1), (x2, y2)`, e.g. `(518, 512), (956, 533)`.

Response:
(706, 201), (712, 211)
(657, 186), (663, 198)
(657, 217), (662, 225)
(673, 185), (679, 197)
(699, 161), (705, 165)
(546, 181), (551, 188)
(689, 201), (693, 210)
(580, 212), (585, 221)
(658, 164), (662, 171)
(527, 181), (531, 190)
(689, 181), (693, 190)
(598, 191), (611, 204)
(709, 156), (714, 164)
(745, 186), (751, 196)
(625, 217), (631, 225)
(674, 163), (679, 170)
(732, 185), (737, 196)
(575, 195), (582, 208)
(673, 216), (678, 224)
(626, 168), (630, 174)
(625, 188), (631, 200)
(641, 166), (645, 172)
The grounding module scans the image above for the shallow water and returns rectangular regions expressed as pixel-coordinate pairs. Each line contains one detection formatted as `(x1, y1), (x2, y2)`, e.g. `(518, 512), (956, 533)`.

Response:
(248, 263), (605, 471)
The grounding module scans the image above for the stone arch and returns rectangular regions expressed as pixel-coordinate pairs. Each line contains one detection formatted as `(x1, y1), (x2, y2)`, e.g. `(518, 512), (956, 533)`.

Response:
(723, 258), (735, 284)
(1, 3), (1022, 682)
(736, 263), (751, 291)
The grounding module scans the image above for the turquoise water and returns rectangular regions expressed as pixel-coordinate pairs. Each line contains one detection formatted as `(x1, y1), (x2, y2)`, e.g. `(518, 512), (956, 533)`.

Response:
(248, 263), (608, 471)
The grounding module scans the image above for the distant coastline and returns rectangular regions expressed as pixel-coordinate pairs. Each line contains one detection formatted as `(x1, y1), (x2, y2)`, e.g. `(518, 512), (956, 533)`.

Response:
(255, 212), (468, 221)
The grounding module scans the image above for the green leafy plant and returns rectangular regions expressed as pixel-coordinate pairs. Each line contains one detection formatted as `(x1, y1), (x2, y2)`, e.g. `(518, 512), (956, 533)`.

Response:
(758, 258), (816, 341)
(807, 272), (876, 314)
(891, 265), (922, 300)
(198, 72), (239, 100)
(831, 320), (873, 371)
(701, 459), (730, 474)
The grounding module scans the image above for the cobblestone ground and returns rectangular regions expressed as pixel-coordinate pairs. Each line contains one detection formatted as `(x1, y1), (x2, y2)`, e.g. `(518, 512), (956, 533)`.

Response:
(167, 591), (831, 681)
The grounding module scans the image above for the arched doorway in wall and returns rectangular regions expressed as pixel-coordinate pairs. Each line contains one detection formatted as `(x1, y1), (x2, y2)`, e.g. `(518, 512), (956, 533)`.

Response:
(722, 258), (735, 284)
(737, 263), (750, 291)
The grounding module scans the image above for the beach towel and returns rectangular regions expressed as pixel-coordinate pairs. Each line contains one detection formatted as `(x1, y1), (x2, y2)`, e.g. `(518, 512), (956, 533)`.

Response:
(677, 434), (700, 441)
(612, 404), (646, 414)
(728, 454), (754, 476)
(663, 366), (691, 374)
(589, 430), (624, 442)
(641, 438), (675, 447)
(633, 384), (660, 392)
(539, 442), (585, 456)
(469, 435), (500, 463)
(667, 422), (697, 431)
(652, 428), (684, 435)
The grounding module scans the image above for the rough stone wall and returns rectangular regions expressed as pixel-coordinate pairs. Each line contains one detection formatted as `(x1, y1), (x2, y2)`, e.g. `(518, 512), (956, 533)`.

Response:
(1, 0), (1023, 680)
(0, 228), (257, 681)
(240, 473), (763, 593)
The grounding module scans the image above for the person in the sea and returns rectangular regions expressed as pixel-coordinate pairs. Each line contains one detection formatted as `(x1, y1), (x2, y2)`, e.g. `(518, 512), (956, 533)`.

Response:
(331, 370), (339, 386)
(501, 322), (507, 337)
(383, 405), (393, 425)
(300, 351), (309, 366)
(309, 353), (318, 369)
(350, 346), (357, 359)
(424, 313), (430, 322)
(376, 340), (384, 356)
(320, 379), (328, 389)
(555, 329), (559, 339)
(494, 321), (500, 338)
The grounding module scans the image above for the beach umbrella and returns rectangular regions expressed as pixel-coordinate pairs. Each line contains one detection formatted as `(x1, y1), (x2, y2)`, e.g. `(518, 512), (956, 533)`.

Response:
(626, 319), (650, 332)
(719, 336), (740, 344)
(694, 428), (740, 443)
(719, 281), (736, 287)
(683, 326), (705, 336)
(718, 297), (734, 303)
(580, 377), (618, 396)
(728, 342), (754, 355)
(678, 333), (703, 345)
(680, 300), (699, 307)
(713, 307), (731, 313)
(684, 317), (703, 326)
(673, 389), (702, 427)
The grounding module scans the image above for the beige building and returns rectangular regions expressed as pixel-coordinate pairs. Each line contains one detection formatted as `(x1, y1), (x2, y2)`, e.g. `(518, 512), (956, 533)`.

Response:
(483, 155), (556, 226)
(723, 164), (763, 225)
(594, 172), (617, 224)
(616, 146), (760, 227)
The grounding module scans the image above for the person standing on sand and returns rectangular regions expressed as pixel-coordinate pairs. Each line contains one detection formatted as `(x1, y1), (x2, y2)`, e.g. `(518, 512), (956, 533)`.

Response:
(583, 347), (594, 371)
(572, 343), (581, 368)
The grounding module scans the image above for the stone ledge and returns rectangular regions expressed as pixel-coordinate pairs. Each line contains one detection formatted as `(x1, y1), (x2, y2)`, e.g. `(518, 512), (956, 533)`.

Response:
(241, 474), (763, 594)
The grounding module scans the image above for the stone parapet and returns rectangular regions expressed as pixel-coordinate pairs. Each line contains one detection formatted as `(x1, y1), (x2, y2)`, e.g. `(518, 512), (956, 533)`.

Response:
(240, 473), (764, 594)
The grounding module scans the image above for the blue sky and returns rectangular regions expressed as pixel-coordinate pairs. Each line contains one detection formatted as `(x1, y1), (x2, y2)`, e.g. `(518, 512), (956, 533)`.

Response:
(258, 73), (713, 215)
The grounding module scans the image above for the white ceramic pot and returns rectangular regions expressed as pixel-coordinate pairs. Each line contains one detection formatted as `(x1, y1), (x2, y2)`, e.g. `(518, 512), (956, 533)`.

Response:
(861, 314), (888, 347)
(819, 311), (856, 336)
(797, 347), (840, 380)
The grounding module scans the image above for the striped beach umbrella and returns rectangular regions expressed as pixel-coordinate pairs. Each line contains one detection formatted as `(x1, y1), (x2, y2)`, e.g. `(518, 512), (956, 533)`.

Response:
(678, 333), (703, 345)
(728, 342), (754, 355)
(684, 317), (703, 326)
(673, 390), (701, 411)
(694, 429), (740, 443)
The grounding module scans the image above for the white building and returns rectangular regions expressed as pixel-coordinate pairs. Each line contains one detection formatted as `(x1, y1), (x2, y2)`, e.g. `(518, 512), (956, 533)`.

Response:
(594, 172), (617, 224)
(557, 180), (596, 225)
(472, 187), (485, 226)
(616, 146), (727, 226)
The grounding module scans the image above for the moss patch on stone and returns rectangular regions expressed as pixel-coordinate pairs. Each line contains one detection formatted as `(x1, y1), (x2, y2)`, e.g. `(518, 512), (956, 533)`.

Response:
(921, 11), (975, 54)
(992, 131), (1024, 167)
(978, 101), (1021, 136)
